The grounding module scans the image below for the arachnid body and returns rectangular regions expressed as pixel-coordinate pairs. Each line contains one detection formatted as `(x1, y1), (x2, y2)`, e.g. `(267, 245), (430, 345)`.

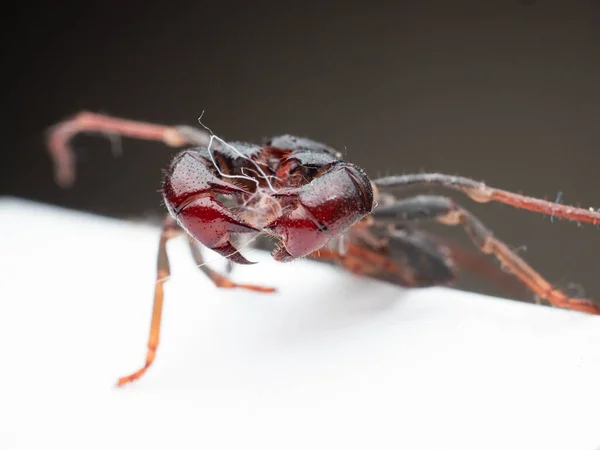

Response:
(47, 111), (600, 386)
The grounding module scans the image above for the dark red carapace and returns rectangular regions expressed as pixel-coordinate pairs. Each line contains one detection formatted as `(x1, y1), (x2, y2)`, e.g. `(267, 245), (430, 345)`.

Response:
(163, 140), (373, 264)
(47, 111), (600, 387)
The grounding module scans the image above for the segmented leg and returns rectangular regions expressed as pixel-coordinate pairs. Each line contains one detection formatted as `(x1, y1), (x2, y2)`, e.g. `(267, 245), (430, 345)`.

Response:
(47, 111), (211, 187)
(373, 195), (599, 314)
(188, 239), (276, 292)
(117, 220), (275, 387)
(311, 228), (531, 301)
(374, 173), (600, 226)
(117, 215), (181, 386)
(425, 234), (532, 301)
(310, 243), (403, 279)
(309, 230), (456, 288)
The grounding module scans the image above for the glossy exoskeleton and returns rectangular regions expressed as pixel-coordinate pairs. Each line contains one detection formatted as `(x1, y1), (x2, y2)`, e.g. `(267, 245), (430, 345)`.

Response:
(47, 112), (600, 386)
(163, 136), (372, 264)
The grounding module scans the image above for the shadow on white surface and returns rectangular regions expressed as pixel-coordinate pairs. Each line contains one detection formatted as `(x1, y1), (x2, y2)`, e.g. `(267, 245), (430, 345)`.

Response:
(1, 197), (599, 450)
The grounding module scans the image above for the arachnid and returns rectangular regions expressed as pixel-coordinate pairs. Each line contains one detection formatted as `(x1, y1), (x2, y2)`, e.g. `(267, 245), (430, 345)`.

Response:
(47, 111), (600, 386)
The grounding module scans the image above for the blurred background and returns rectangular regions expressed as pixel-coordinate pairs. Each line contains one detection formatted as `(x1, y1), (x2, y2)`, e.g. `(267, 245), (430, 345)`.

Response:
(3, 0), (600, 301)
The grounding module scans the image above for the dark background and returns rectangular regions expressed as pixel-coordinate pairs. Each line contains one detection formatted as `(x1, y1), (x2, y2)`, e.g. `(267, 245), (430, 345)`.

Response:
(3, 1), (600, 301)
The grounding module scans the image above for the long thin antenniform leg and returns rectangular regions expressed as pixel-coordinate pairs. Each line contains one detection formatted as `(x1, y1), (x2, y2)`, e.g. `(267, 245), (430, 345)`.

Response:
(117, 215), (181, 387)
(373, 195), (600, 314)
(188, 239), (276, 292)
(46, 111), (211, 187)
(374, 173), (600, 226)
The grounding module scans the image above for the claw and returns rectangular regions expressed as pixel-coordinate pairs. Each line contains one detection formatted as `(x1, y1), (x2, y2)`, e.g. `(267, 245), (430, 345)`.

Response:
(162, 148), (260, 265)
(176, 196), (258, 264)
(212, 241), (256, 265)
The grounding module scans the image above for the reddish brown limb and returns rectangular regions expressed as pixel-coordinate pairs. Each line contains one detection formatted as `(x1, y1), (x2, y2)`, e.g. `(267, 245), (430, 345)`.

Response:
(309, 242), (422, 286)
(309, 244), (387, 276)
(477, 232), (599, 313)
(313, 231), (532, 302)
(46, 111), (211, 188)
(117, 220), (275, 387)
(117, 215), (181, 387)
(429, 235), (533, 302)
(374, 195), (600, 314)
(188, 239), (276, 293)
(374, 173), (600, 226)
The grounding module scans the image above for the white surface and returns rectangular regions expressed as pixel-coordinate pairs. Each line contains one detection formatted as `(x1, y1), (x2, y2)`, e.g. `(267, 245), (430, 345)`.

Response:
(1, 197), (599, 450)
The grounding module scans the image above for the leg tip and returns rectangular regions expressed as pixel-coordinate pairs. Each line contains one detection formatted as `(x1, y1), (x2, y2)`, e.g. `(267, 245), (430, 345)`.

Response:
(238, 284), (277, 293)
(566, 299), (600, 315)
(116, 376), (133, 387)
(115, 364), (150, 387)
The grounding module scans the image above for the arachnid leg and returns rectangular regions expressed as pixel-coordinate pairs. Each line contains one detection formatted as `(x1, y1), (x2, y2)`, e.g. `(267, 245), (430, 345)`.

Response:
(46, 111), (211, 187)
(309, 228), (456, 288)
(187, 239), (276, 293)
(374, 173), (600, 226)
(117, 219), (275, 387)
(373, 195), (600, 314)
(117, 215), (182, 387)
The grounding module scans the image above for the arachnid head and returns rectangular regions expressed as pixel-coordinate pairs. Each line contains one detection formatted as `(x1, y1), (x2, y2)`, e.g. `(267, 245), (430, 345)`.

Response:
(265, 162), (374, 261)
